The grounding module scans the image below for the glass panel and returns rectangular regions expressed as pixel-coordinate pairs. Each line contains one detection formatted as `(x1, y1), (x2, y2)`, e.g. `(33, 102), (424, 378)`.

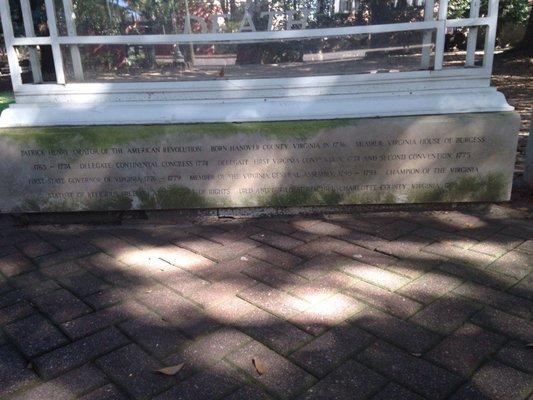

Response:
(60, 29), (435, 83)
(11, 0), (49, 38)
(9, 0), (25, 38)
(53, 0), (430, 36)
(14, 45), (57, 83)
(442, 25), (485, 68)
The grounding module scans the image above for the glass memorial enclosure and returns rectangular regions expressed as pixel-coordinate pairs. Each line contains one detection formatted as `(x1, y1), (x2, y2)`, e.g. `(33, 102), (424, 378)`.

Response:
(0, 0), (520, 212)
(0, 0), (513, 126)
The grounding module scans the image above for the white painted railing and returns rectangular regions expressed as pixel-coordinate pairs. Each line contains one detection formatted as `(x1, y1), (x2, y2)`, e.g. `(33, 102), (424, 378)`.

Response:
(0, 0), (511, 127)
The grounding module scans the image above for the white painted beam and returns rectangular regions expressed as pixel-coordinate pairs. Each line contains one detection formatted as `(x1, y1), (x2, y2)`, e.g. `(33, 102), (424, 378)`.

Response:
(438, 0), (449, 20)
(12, 37), (53, 46)
(0, 0), (22, 87)
(10, 17), (494, 47)
(421, 0), (435, 69)
(62, 0), (84, 81)
(466, 0), (481, 66)
(434, 0), (449, 70)
(10, 67), (491, 96)
(13, 20), (442, 46)
(0, 87), (512, 127)
(483, 0), (499, 71)
(446, 16), (493, 27)
(44, 0), (66, 84)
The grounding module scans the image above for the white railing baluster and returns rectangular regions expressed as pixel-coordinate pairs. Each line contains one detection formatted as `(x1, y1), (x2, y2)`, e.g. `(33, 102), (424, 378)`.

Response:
(20, 0), (43, 83)
(434, 0), (448, 70)
(421, 0), (435, 69)
(465, 0), (481, 66)
(44, 0), (66, 84)
(483, 0), (499, 72)
(437, 0), (449, 24)
(0, 0), (23, 87)
(62, 0), (84, 81)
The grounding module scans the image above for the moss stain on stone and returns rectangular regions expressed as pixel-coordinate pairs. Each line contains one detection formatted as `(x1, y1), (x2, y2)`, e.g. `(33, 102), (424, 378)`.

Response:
(11, 173), (508, 212)
(15, 197), (79, 212)
(241, 187), (399, 207)
(0, 119), (357, 151)
(84, 194), (133, 211)
(15, 198), (43, 212)
(341, 191), (398, 205)
(407, 173), (508, 203)
(135, 186), (210, 209)
(245, 187), (342, 207)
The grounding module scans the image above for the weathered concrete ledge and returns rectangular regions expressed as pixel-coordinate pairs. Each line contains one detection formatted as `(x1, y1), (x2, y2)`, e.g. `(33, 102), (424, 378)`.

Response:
(0, 112), (520, 213)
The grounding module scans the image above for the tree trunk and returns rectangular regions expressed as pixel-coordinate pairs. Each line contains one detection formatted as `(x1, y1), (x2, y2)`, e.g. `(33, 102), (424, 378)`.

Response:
(229, 0), (237, 17)
(30, 0), (55, 80)
(517, 5), (532, 53)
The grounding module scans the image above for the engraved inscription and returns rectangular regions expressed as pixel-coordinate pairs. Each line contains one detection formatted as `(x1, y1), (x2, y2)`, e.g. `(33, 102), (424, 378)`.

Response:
(0, 115), (518, 211)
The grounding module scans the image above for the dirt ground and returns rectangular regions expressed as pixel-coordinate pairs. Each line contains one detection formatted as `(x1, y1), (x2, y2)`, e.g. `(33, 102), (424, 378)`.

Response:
(490, 49), (532, 204)
(492, 49), (532, 164)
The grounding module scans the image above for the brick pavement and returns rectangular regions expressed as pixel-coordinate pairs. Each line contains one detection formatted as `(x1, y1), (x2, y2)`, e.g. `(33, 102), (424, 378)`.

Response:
(0, 206), (532, 399)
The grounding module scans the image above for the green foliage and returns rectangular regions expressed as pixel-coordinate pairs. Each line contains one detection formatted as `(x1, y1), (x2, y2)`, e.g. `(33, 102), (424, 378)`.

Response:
(0, 92), (14, 113)
(407, 173), (508, 203)
(69, 0), (130, 35)
(448, 0), (531, 26)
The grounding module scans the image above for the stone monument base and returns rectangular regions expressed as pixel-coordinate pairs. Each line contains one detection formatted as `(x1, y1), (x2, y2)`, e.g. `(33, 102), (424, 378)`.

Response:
(0, 112), (520, 213)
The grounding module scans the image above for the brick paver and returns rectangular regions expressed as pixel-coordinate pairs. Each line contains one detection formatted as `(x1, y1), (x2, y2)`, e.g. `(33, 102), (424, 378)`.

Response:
(80, 383), (128, 400)
(227, 340), (316, 399)
(10, 364), (107, 400)
(32, 288), (92, 323)
(0, 207), (531, 399)
(290, 323), (373, 377)
(426, 323), (505, 378)
(95, 344), (175, 399)
(450, 360), (532, 400)
(0, 344), (39, 397)
(298, 359), (385, 399)
(358, 342), (463, 399)
(153, 361), (243, 400)
(5, 314), (68, 358)
(33, 326), (129, 379)
(234, 306), (312, 355)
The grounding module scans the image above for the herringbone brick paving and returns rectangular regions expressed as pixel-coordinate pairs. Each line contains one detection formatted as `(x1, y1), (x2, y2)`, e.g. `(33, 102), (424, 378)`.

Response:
(0, 207), (532, 399)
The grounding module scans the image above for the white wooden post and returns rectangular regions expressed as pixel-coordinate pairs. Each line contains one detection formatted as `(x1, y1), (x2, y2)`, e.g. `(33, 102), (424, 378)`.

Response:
(465, 0), (480, 66)
(421, 0), (435, 69)
(20, 0), (43, 83)
(483, 0), (499, 71)
(44, 0), (66, 84)
(184, 0), (196, 66)
(0, 0), (23, 87)
(434, 0), (449, 70)
(62, 0), (84, 81)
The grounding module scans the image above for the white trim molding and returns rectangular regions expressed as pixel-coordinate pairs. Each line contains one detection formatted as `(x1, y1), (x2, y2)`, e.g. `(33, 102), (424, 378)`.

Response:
(0, 86), (512, 127)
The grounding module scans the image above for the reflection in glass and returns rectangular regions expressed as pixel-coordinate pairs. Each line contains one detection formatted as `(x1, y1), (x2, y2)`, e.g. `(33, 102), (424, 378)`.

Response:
(60, 30), (435, 83)
(8, 1), (442, 84)
(58, 0), (428, 36)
